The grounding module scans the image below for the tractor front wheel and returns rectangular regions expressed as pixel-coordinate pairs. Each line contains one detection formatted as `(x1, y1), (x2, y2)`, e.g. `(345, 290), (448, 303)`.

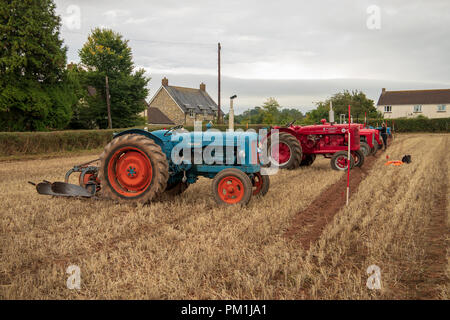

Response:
(351, 149), (365, 167)
(330, 151), (355, 171)
(252, 172), (270, 196)
(99, 134), (169, 203)
(212, 168), (253, 205)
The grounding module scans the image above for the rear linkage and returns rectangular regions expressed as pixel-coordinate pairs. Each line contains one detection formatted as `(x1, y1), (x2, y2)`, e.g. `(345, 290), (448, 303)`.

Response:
(28, 159), (101, 198)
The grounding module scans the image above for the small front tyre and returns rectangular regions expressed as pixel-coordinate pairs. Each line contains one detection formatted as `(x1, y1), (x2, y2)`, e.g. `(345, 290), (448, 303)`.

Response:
(330, 151), (355, 171)
(351, 149), (365, 167)
(212, 168), (253, 205)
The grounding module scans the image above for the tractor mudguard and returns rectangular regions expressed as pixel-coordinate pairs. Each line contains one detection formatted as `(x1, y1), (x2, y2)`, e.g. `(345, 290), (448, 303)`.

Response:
(113, 129), (165, 147)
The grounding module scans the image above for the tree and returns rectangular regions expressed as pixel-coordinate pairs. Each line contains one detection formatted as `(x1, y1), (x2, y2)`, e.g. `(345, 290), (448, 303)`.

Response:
(76, 28), (149, 129)
(261, 97), (280, 124)
(306, 90), (381, 123)
(233, 98), (304, 125)
(0, 0), (77, 131)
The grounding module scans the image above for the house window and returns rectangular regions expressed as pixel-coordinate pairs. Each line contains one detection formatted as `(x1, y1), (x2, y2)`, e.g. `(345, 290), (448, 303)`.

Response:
(413, 105), (422, 113)
(384, 106), (392, 112)
(437, 104), (446, 112)
(189, 110), (195, 118)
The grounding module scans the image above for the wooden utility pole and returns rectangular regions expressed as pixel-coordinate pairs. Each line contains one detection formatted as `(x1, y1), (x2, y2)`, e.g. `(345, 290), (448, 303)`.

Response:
(105, 75), (112, 129)
(218, 42), (221, 124)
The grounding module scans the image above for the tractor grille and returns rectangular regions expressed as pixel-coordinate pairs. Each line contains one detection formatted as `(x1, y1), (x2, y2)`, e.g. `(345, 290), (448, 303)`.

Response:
(354, 130), (360, 142)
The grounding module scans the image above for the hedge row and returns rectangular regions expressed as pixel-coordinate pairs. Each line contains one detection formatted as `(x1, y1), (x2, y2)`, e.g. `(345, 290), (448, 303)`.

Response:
(365, 117), (449, 133)
(0, 124), (267, 157)
(1, 119), (448, 157)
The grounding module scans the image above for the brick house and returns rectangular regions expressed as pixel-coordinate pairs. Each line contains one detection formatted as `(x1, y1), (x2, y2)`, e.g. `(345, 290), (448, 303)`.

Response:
(377, 88), (449, 119)
(147, 77), (220, 125)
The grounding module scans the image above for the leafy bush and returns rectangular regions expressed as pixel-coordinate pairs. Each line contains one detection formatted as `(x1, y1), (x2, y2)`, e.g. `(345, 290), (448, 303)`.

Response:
(366, 117), (449, 132)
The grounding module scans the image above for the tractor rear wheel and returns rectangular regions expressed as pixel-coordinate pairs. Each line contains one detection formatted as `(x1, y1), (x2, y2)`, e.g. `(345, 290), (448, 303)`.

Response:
(269, 132), (302, 170)
(300, 154), (316, 166)
(252, 172), (270, 196)
(351, 149), (365, 167)
(359, 142), (370, 157)
(330, 151), (355, 171)
(99, 134), (169, 203)
(212, 168), (253, 205)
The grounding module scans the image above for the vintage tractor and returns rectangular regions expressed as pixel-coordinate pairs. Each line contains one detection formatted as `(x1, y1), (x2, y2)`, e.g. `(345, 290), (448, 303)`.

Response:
(32, 126), (270, 206)
(268, 119), (364, 171)
(356, 124), (380, 157)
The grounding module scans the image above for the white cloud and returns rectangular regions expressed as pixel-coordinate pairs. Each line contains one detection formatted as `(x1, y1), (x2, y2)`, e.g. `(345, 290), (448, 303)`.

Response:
(54, 0), (450, 110)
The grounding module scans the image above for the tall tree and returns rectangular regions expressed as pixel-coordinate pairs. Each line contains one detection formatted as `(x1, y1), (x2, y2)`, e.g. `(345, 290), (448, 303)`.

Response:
(76, 28), (149, 129)
(261, 97), (281, 125)
(0, 0), (76, 131)
(306, 90), (381, 123)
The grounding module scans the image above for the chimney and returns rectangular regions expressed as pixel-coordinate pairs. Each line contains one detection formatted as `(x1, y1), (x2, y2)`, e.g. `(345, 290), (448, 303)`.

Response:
(162, 77), (168, 86)
(382, 88), (386, 94)
(200, 82), (206, 91)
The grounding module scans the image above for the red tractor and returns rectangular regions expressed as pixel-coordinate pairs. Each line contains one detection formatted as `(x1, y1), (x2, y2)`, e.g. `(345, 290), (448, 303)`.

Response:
(312, 120), (377, 158)
(268, 119), (364, 171)
(322, 122), (380, 157)
(358, 124), (382, 156)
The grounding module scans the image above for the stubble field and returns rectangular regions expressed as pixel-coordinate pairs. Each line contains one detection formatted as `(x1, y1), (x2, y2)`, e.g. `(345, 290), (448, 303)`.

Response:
(0, 133), (448, 299)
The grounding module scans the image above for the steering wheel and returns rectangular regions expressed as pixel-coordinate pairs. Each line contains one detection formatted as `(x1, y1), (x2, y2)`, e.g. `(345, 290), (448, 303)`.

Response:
(286, 119), (296, 127)
(163, 124), (184, 136)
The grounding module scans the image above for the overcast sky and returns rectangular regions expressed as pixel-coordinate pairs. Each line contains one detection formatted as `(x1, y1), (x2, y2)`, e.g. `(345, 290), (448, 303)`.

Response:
(55, 0), (450, 114)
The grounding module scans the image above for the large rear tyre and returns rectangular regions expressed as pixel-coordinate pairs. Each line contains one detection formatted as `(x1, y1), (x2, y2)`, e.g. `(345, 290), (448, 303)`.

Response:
(269, 132), (302, 170)
(99, 134), (169, 203)
(300, 154), (316, 166)
(212, 168), (253, 206)
(252, 172), (270, 196)
(351, 149), (365, 167)
(359, 142), (371, 157)
(330, 151), (355, 171)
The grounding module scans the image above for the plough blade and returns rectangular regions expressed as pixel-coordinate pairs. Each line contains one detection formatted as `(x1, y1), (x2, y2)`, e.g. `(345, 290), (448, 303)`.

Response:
(35, 181), (94, 198)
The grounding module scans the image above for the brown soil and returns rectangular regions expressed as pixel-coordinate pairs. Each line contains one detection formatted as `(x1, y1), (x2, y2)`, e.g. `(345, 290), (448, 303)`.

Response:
(284, 152), (380, 250)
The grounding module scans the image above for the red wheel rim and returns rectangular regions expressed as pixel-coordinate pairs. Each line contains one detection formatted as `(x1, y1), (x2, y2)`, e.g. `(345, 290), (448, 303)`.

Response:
(336, 156), (349, 169)
(79, 172), (95, 187)
(217, 176), (245, 204)
(107, 147), (153, 197)
(271, 142), (291, 165)
(252, 173), (263, 195)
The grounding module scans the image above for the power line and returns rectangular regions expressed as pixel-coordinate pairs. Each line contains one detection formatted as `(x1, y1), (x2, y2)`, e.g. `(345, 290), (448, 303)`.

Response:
(63, 29), (215, 47)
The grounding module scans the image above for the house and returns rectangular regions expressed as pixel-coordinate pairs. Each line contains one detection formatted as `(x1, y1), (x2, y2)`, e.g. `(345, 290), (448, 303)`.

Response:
(377, 88), (449, 119)
(147, 77), (220, 125)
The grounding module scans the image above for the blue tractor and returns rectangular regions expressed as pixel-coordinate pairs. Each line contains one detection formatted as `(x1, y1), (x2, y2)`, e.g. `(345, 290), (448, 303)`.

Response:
(33, 126), (270, 206)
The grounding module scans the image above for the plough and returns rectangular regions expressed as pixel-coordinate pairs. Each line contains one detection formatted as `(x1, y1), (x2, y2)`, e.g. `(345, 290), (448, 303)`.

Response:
(29, 159), (101, 198)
